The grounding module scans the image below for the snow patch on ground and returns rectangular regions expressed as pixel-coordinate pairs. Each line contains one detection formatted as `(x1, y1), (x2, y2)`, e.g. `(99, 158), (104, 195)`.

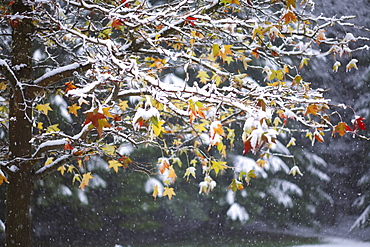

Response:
(291, 237), (370, 247)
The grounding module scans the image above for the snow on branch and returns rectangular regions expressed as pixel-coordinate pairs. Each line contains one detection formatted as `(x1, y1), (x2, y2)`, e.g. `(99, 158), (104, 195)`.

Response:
(32, 139), (69, 158)
(34, 154), (73, 180)
(350, 205), (370, 231)
(34, 61), (92, 88)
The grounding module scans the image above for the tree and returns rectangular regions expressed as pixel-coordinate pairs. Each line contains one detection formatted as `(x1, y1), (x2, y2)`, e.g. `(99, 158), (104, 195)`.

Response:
(0, 0), (368, 245)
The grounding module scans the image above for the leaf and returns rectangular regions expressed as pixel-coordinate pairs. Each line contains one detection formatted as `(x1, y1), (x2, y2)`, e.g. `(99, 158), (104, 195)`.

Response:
(79, 172), (94, 190)
(47, 124), (60, 133)
(256, 159), (267, 167)
(316, 29), (326, 44)
(84, 109), (112, 137)
(286, 0), (296, 9)
(353, 116), (366, 131)
(163, 187), (176, 200)
(289, 166), (303, 176)
(333, 61), (341, 72)
(184, 167), (196, 181)
(65, 81), (77, 92)
(227, 179), (243, 192)
(346, 59), (358, 72)
(108, 160), (124, 173)
(44, 157), (54, 166)
(212, 44), (220, 57)
(102, 144), (115, 155)
(196, 70), (210, 83)
(299, 58), (310, 69)
(0, 170), (9, 185)
(305, 104), (319, 115)
(112, 19), (123, 29)
(57, 165), (66, 176)
(333, 122), (349, 136)
(36, 103), (53, 115)
(282, 10), (297, 24)
(119, 100), (129, 111)
(244, 170), (257, 185)
(167, 165), (177, 182)
(68, 103), (81, 117)
(211, 160), (227, 175)
(152, 185), (159, 200)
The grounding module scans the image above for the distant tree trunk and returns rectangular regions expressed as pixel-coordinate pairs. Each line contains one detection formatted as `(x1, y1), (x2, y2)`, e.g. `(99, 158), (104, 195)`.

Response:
(5, 0), (35, 246)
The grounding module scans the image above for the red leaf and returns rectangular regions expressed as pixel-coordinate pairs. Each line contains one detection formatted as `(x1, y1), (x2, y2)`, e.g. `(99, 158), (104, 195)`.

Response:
(112, 19), (123, 29)
(185, 17), (197, 26)
(243, 140), (253, 155)
(354, 116), (366, 131)
(64, 142), (73, 150)
(84, 109), (112, 137)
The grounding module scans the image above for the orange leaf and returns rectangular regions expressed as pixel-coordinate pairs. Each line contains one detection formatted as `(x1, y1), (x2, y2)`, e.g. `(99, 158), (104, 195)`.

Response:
(282, 11), (297, 24)
(333, 122), (349, 136)
(79, 172), (94, 190)
(65, 81), (77, 92)
(305, 104), (319, 115)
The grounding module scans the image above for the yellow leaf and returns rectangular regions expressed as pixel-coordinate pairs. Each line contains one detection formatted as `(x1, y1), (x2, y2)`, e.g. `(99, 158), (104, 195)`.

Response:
(102, 144), (115, 155)
(44, 157), (54, 166)
(153, 185), (159, 200)
(46, 124), (60, 133)
(196, 70), (210, 83)
(57, 165), (66, 176)
(72, 174), (81, 185)
(36, 103), (53, 115)
(37, 122), (43, 130)
(0, 82), (7, 90)
(119, 100), (129, 111)
(346, 59), (358, 72)
(289, 166), (303, 176)
(286, 137), (296, 147)
(108, 160), (124, 173)
(299, 58), (310, 69)
(68, 103), (81, 117)
(168, 165), (177, 182)
(184, 167), (196, 181)
(79, 172), (94, 190)
(256, 159), (267, 167)
(163, 187), (176, 200)
(67, 165), (75, 173)
(0, 170), (9, 185)
(102, 107), (114, 118)
(211, 160), (227, 175)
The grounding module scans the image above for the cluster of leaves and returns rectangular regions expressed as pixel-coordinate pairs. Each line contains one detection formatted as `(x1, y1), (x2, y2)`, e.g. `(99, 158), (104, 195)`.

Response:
(0, 0), (369, 203)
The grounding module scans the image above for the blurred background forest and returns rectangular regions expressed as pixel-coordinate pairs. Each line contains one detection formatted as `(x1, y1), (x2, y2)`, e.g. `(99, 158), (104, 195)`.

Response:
(1, 0), (370, 246)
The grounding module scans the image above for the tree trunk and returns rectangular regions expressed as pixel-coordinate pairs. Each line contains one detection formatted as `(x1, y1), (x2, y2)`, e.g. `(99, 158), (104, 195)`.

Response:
(5, 171), (34, 247)
(5, 0), (35, 246)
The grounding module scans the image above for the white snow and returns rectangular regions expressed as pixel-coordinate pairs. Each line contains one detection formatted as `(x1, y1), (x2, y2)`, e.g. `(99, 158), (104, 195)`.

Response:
(145, 177), (163, 197)
(227, 203), (250, 223)
(291, 237), (370, 247)
(0, 219), (4, 232)
(77, 189), (88, 205)
(232, 155), (267, 178)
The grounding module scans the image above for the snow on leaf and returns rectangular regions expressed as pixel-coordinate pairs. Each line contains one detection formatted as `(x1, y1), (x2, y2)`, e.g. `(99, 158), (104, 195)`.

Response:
(289, 165), (303, 176)
(333, 61), (341, 72)
(346, 59), (358, 72)
(184, 167), (196, 181)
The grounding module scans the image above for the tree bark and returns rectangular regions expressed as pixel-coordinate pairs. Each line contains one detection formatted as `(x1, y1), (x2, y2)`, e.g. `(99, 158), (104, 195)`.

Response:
(5, 0), (35, 246)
